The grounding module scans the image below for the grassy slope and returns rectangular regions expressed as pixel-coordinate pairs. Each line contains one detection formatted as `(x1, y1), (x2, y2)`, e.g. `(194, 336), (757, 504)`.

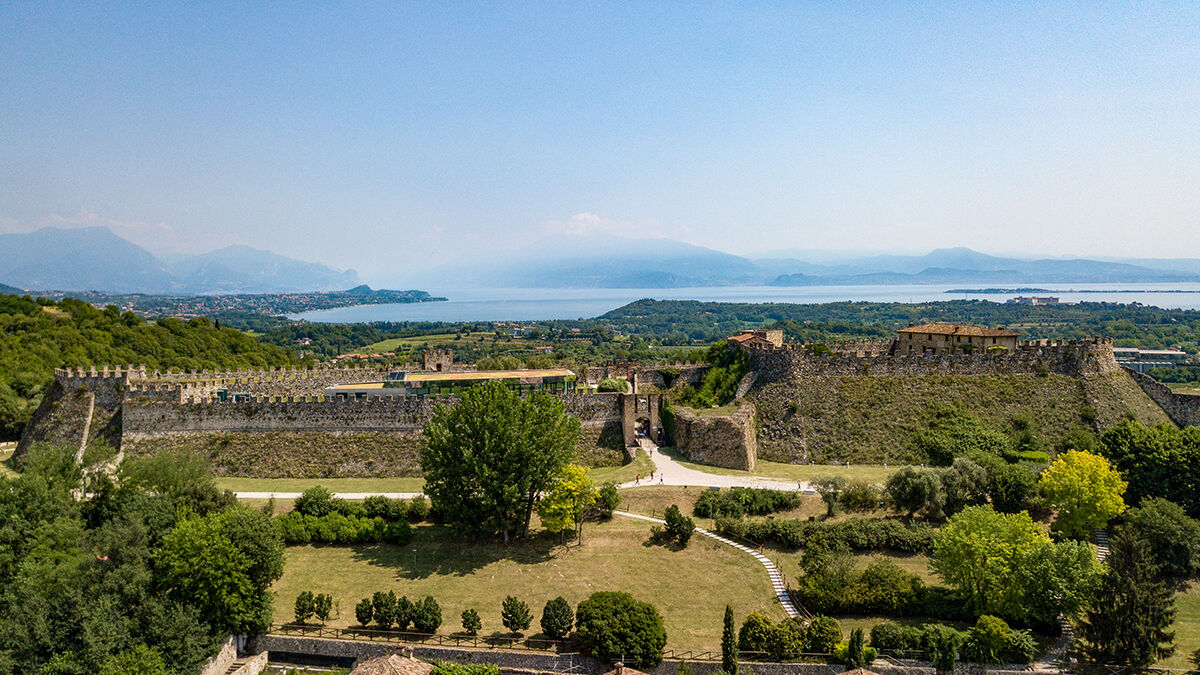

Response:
(271, 517), (787, 651)
(749, 371), (1170, 464)
(1160, 581), (1200, 669)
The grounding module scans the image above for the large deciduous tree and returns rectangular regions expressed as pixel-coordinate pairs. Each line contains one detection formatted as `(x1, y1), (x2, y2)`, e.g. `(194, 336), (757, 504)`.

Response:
(1100, 420), (1200, 518)
(421, 381), (580, 541)
(1037, 450), (1127, 539)
(931, 506), (1049, 618)
(536, 464), (597, 544)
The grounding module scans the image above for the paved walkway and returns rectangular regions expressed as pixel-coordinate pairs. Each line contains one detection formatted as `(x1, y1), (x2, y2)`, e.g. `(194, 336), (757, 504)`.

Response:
(620, 437), (814, 492)
(614, 509), (803, 619)
(235, 491), (423, 500)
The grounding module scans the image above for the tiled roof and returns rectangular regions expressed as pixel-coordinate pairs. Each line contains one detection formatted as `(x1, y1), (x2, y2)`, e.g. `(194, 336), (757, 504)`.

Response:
(897, 323), (1019, 338)
(350, 654), (435, 675)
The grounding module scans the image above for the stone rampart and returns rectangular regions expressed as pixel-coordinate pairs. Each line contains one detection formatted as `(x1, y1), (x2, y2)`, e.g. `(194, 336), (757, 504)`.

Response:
(743, 338), (1119, 383)
(1125, 367), (1200, 427)
(671, 404), (757, 471)
(585, 362), (708, 390)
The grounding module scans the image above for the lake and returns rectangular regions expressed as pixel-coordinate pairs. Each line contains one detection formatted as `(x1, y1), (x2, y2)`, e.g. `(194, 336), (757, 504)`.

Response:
(289, 283), (1200, 323)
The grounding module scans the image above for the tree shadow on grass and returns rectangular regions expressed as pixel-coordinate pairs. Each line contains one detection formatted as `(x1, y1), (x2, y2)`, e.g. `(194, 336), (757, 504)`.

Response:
(348, 523), (559, 579)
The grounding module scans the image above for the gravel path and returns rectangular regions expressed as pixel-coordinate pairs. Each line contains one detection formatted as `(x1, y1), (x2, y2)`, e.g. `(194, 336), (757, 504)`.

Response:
(620, 438), (815, 492)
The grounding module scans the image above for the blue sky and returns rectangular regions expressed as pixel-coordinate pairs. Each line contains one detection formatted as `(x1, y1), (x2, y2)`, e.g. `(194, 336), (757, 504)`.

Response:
(2, 2), (1198, 282)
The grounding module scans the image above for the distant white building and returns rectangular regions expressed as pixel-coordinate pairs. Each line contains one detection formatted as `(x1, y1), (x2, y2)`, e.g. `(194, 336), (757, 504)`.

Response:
(1113, 347), (1191, 373)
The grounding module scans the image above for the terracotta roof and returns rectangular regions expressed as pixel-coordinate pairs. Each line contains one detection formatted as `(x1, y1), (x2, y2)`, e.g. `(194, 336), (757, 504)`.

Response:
(842, 670), (881, 675)
(604, 663), (650, 675)
(897, 323), (1019, 338)
(350, 654), (435, 675)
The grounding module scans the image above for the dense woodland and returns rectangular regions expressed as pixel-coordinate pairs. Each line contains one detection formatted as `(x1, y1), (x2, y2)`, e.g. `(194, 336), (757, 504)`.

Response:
(0, 294), (299, 439)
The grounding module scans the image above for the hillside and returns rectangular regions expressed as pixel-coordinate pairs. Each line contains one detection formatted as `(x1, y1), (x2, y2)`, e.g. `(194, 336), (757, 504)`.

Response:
(747, 371), (1170, 464)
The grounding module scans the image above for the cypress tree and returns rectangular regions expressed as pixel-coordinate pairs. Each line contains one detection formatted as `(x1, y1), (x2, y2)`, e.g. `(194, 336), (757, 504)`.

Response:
(721, 605), (738, 675)
(1077, 528), (1176, 666)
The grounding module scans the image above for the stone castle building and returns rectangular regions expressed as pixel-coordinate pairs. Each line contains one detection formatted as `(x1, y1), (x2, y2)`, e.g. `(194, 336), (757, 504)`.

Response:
(894, 323), (1020, 355)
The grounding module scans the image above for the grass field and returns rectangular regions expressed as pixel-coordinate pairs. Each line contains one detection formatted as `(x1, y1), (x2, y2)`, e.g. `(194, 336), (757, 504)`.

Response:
(1159, 581), (1200, 669)
(660, 449), (903, 484)
(352, 332), (496, 354)
(270, 517), (788, 651)
(1167, 382), (1200, 397)
(219, 453), (654, 496)
(0, 448), (15, 480)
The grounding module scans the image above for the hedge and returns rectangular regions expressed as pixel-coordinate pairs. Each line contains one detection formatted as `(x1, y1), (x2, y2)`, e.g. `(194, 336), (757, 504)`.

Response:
(275, 511), (413, 545)
(716, 517), (934, 553)
(693, 488), (803, 519)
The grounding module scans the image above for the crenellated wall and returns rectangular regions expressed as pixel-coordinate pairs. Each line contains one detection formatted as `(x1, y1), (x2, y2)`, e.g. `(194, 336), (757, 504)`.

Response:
(1125, 367), (1200, 427)
(743, 338), (1120, 382)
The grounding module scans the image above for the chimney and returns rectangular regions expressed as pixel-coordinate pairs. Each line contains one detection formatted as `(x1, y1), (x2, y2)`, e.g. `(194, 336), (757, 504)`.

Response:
(614, 663), (624, 675)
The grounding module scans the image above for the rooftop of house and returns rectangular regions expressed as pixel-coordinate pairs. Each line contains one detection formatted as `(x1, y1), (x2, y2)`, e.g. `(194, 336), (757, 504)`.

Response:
(897, 323), (1020, 338)
(349, 653), (434, 675)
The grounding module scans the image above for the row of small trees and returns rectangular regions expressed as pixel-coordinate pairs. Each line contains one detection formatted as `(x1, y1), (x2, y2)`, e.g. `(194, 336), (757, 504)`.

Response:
(458, 596), (575, 639)
(293, 592), (335, 625)
(354, 592), (444, 633)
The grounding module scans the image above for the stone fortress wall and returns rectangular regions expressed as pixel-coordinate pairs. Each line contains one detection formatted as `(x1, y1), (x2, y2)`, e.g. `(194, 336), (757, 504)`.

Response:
(1124, 367), (1200, 428)
(743, 337), (1121, 382)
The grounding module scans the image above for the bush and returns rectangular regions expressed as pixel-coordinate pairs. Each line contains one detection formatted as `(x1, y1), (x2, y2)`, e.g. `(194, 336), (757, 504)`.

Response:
(364, 495), (408, 521)
(806, 615), (843, 653)
(765, 618), (806, 661)
(597, 377), (629, 393)
(575, 592), (667, 668)
(314, 593), (333, 624)
(373, 591), (398, 629)
(413, 595), (442, 633)
(355, 598), (374, 627)
(501, 596), (532, 633)
(693, 488), (803, 519)
(407, 496), (430, 522)
(294, 591), (315, 624)
(840, 480), (882, 512)
(431, 664), (499, 675)
(384, 519), (413, 545)
(961, 615), (1037, 665)
(915, 411), (1009, 466)
(274, 511), (406, 545)
(595, 482), (621, 519)
(293, 486), (336, 517)
(541, 596), (574, 640)
(814, 476), (848, 517)
(663, 504), (695, 545)
(793, 554), (925, 616)
(834, 628), (876, 667)
(716, 516), (934, 554)
(922, 624), (967, 672)
(738, 612), (774, 652)
(461, 608), (482, 636)
(869, 623), (923, 652)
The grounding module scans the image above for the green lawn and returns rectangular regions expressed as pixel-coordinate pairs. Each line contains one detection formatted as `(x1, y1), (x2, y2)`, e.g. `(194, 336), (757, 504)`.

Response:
(1166, 382), (1200, 397)
(588, 449), (653, 485)
(0, 448), (15, 479)
(1159, 581), (1200, 669)
(352, 332), (496, 354)
(660, 448), (904, 484)
(271, 517), (787, 651)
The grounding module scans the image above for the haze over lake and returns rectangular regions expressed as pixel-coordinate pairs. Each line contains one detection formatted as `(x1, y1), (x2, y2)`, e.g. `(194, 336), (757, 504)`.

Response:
(289, 283), (1200, 323)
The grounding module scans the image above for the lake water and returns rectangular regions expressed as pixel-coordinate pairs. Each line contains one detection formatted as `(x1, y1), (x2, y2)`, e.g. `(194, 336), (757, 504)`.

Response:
(289, 283), (1200, 323)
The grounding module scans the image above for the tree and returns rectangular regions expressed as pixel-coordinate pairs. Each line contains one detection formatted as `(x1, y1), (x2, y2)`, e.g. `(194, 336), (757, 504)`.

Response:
(805, 615), (842, 653)
(395, 595), (415, 631)
(501, 596), (532, 633)
(930, 506), (1049, 618)
(536, 464), (597, 543)
(421, 381), (580, 541)
(961, 615), (1010, 664)
(1077, 528), (1176, 666)
(737, 612), (774, 652)
(413, 595), (442, 633)
(884, 468), (944, 519)
(355, 598), (374, 627)
(294, 591), (315, 624)
(372, 591), (398, 629)
(664, 504), (695, 545)
(721, 605), (737, 675)
(1119, 497), (1200, 584)
(921, 624), (964, 673)
(765, 618), (806, 660)
(840, 628), (872, 668)
(292, 485), (336, 517)
(1038, 450), (1127, 538)
(541, 597), (574, 640)
(915, 410), (1010, 465)
(1100, 420), (1200, 518)
(940, 458), (988, 517)
(1015, 539), (1101, 625)
(814, 476), (848, 518)
(595, 482), (621, 519)
(461, 608), (482, 636)
(314, 593), (333, 624)
(575, 592), (667, 668)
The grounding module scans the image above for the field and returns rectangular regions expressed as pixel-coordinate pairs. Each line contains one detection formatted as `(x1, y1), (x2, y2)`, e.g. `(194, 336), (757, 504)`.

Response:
(1160, 581), (1200, 669)
(270, 516), (788, 651)
(1167, 382), (1200, 397)
(220, 451), (654, 495)
(352, 332), (497, 354)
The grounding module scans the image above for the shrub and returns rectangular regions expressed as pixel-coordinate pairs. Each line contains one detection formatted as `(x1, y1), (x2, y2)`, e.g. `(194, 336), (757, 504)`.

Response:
(501, 596), (532, 633)
(294, 591), (315, 624)
(693, 488), (802, 519)
(664, 504), (695, 545)
(885, 467), (945, 519)
(915, 411), (1009, 466)
(738, 612), (774, 652)
(364, 495), (408, 521)
(413, 595), (442, 633)
(716, 517), (934, 554)
(597, 377), (629, 393)
(869, 623), (923, 652)
(372, 591), (398, 629)
(384, 519), (413, 545)
(595, 482), (621, 519)
(395, 595), (415, 631)
(960, 615), (1037, 665)
(806, 615), (842, 653)
(355, 598), (374, 627)
(314, 593), (333, 624)
(431, 664), (498, 675)
(793, 553), (925, 616)
(921, 624), (966, 673)
(575, 592), (667, 668)
(839, 481), (882, 512)
(407, 496), (430, 522)
(541, 596), (574, 640)
(294, 486), (336, 517)
(461, 608), (482, 636)
(814, 476), (848, 517)
(834, 628), (876, 667)
(765, 618), (806, 661)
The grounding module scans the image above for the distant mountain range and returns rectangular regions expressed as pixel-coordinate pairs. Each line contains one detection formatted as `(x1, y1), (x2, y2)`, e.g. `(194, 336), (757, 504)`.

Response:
(444, 238), (1200, 288)
(0, 227), (361, 294)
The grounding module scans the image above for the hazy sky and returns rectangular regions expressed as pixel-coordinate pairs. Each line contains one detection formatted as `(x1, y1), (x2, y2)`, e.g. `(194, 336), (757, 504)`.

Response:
(2, 3), (1199, 282)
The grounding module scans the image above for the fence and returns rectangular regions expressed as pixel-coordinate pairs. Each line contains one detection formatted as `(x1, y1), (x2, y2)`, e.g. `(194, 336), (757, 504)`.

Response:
(269, 624), (573, 653)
